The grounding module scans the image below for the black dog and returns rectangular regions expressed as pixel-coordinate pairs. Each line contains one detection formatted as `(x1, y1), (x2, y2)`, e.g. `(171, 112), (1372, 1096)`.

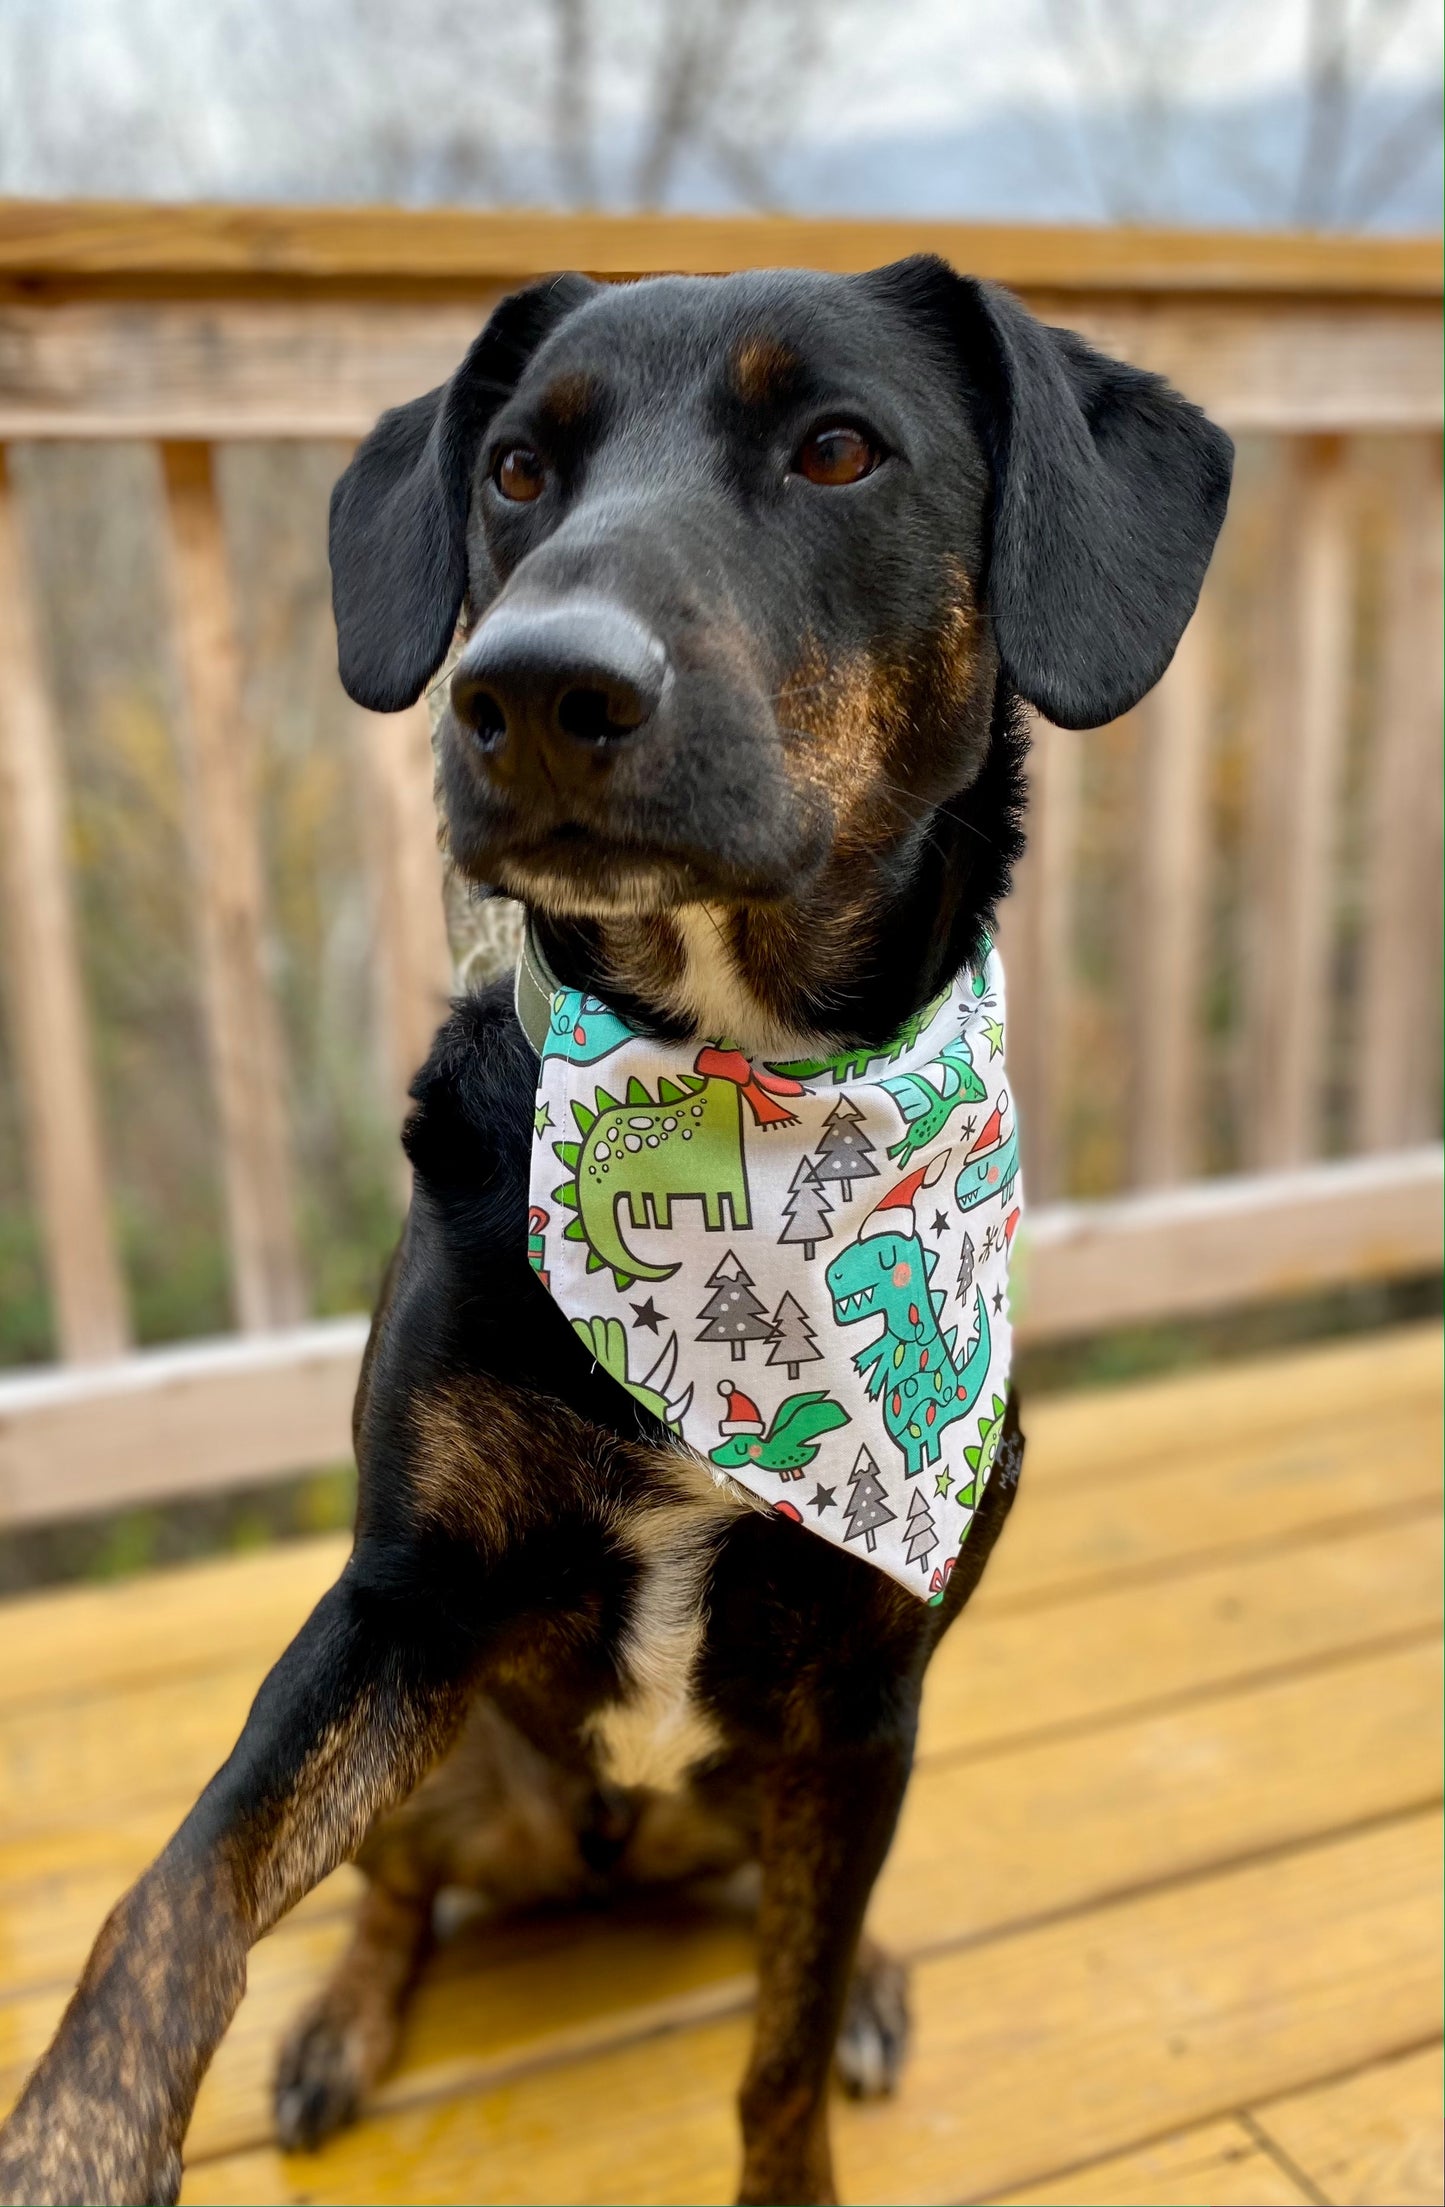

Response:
(0, 256), (1230, 2207)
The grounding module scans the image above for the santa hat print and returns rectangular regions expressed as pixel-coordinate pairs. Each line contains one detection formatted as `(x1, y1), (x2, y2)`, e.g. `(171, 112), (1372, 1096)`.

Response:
(857, 1150), (950, 1240)
(966, 1093), (1008, 1159)
(717, 1381), (765, 1437)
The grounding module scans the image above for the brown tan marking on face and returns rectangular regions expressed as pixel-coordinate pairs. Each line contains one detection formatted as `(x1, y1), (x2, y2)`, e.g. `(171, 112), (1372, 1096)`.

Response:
(777, 636), (904, 835)
(779, 570), (990, 848)
(539, 370), (597, 427)
(918, 569), (994, 775)
(730, 333), (804, 407)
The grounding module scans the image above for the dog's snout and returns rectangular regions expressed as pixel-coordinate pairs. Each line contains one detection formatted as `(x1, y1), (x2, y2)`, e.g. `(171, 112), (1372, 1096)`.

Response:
(451, 601), (669, 774)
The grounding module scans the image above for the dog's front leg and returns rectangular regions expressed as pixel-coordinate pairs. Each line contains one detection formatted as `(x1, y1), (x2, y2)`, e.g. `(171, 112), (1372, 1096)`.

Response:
(738, 1727), (916, 2206)
(0, 1555), (478, 2207)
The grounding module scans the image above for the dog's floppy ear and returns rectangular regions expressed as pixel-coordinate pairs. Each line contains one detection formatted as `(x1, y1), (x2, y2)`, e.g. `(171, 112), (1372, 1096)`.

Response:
(870, 255), (1233, 730)
(330, 273), (597, 712)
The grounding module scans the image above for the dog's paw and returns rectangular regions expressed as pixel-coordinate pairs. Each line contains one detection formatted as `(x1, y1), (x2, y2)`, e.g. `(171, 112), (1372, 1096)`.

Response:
(834, 1944), (911, 2099)
(273, 2000), (384, 2153)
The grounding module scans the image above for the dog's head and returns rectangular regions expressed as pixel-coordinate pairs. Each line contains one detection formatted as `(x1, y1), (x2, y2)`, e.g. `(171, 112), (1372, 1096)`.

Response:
(331, 258), (1230, 943)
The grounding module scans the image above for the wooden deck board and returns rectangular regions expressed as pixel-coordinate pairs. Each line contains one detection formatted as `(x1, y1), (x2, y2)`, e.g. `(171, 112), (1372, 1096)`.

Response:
(989, 2117), (1315, 2205)
(3, 1635), (1438, 2162)
(0, 1326), (1439, 2204)
(178, 1813), (1443, 2206)
(1251, 2043), (1444, 2207)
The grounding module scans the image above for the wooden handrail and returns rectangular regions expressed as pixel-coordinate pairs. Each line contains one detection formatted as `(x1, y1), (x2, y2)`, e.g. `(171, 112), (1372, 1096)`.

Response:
(0, 206), (1437, 1474)
(1, 1153), (1438, 1525)
(0, 200), (1439, 298)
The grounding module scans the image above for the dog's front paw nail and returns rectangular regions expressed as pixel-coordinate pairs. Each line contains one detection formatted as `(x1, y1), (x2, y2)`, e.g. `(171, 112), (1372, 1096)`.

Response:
(835, 1947), (911, 2099)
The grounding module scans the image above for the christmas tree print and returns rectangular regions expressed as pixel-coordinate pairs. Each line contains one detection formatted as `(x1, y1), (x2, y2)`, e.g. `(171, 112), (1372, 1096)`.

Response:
(904, 1485), (939, 1575)
(842, 1446), (896, 1554)
(777, 1153), (833, 1259)
(812, 1094), (880, 1204)
(695, 1252), (774, 1363)
(957, 1230), (975, 1300)
(767, 1291), (822, 1381)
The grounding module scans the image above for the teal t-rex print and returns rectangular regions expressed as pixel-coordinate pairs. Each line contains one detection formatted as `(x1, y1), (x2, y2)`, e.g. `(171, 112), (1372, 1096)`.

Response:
(543, 988), (635, 1067)
(879, 1033), (988, 1167)
(954, 1106), (1021, 1214)
(824, 1224), (992, 1478)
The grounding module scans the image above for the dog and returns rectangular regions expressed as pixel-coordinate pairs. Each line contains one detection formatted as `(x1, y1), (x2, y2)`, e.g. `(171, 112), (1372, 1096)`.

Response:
(0, 255), (1230, 2207)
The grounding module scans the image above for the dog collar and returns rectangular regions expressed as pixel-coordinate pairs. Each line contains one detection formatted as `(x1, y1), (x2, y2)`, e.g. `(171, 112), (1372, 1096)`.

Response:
(515, 915), (564, 1054)
(521, 925), (1020, 1600)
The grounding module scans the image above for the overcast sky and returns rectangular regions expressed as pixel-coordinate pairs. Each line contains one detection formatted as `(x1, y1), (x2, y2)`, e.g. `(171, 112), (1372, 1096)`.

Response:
(1, 0), (1440, 224)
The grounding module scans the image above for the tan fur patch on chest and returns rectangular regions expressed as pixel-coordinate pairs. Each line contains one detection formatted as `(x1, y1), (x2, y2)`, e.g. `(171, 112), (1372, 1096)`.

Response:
(662, 906), (823, 1059)
(586, 1455), (759, 1794)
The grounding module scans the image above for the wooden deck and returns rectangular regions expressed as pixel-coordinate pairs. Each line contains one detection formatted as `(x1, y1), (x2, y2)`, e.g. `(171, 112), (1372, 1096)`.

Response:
(1, 1324), (1440, 2205)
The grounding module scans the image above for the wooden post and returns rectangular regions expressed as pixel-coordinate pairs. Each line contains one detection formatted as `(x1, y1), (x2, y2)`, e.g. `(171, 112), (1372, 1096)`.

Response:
(1356, 439), (1444, 1151)
(1131, 597), (1214, 1188)
(159, 441), (304, 1333)
(0, 447), (129, 1361)
(1243, 436), (1354, 1170)
(357, 697), (453, 1176)
(998, 716), (1080, 1204)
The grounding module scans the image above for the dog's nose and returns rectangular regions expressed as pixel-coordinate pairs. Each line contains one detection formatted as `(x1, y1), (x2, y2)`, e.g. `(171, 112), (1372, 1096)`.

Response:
(450, 600), (669, 770)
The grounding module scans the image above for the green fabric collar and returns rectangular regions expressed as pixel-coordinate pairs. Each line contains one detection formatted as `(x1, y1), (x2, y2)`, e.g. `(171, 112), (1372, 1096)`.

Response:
(514, 916), (561, 1056)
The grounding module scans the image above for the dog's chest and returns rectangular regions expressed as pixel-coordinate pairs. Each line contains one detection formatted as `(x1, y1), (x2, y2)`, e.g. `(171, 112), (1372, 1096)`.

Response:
(585, 1466), (756, 1794)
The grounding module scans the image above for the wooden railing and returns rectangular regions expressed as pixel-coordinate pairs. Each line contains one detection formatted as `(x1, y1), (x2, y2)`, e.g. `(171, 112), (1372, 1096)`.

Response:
(0, 204), (1439, 1525)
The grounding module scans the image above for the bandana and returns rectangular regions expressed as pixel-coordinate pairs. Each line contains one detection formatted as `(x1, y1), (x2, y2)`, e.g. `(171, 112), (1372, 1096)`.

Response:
(519, 928), (1020, 1601)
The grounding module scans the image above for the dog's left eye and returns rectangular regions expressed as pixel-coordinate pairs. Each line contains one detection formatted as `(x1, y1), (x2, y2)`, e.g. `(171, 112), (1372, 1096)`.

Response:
(494, 446), (547, 502)
(793, 424), (882, 487)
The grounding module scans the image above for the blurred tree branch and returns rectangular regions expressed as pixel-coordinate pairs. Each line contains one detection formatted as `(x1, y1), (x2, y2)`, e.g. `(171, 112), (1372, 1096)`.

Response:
(1038, 0), (1441, 226)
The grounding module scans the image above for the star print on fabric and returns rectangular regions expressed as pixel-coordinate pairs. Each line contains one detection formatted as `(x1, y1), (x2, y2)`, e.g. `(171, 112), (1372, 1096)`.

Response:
(960, 1115), (977, 1142)
(934, 1469), (954, 1497)
(630, 1297), (666, 1333)
(982, 1016), (1005, 1058)
(931, 1210), (950, 1235)
(533, 1101), (553, 1136)
(810, 1483), (836, 1514)
(992, 1287), (1006, 1314)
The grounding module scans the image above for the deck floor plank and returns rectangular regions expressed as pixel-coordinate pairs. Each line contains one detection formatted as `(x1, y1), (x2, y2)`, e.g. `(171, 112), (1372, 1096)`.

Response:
(0, 1325), (1437, 2205)
(177, 1810), (1443, 2206)
(989, 2116), (1314, 2205)
(1, 1507), (1435, 1842)
(1251, 2043), (1444, 2207)
(3, 1635), (1437, 2161)
(0, 1323), (1435, 1716)
(0, 1550), (1436, 2006)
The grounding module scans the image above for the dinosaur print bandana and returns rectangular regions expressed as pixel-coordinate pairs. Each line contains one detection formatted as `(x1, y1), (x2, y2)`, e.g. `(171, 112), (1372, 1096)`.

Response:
(524, 944), (1020, 1600)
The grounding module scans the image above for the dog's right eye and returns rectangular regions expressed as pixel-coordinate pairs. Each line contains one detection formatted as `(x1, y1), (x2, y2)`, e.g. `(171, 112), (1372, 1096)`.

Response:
(494, 447), (546, 502)
(793, 424), (882, 487)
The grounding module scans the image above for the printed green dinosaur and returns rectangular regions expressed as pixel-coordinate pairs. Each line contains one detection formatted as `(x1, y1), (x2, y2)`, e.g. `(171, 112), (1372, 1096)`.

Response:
(825, 1227), (992, 1478)
(879, 1033), (988, 1167)
(765, 986), (950, 1085)
(960, 1391), (1009, 1508)
(570, 1315), (694, 1431)
(553, 1047), (801, 1291)
(709, 1391), (850, 1480)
